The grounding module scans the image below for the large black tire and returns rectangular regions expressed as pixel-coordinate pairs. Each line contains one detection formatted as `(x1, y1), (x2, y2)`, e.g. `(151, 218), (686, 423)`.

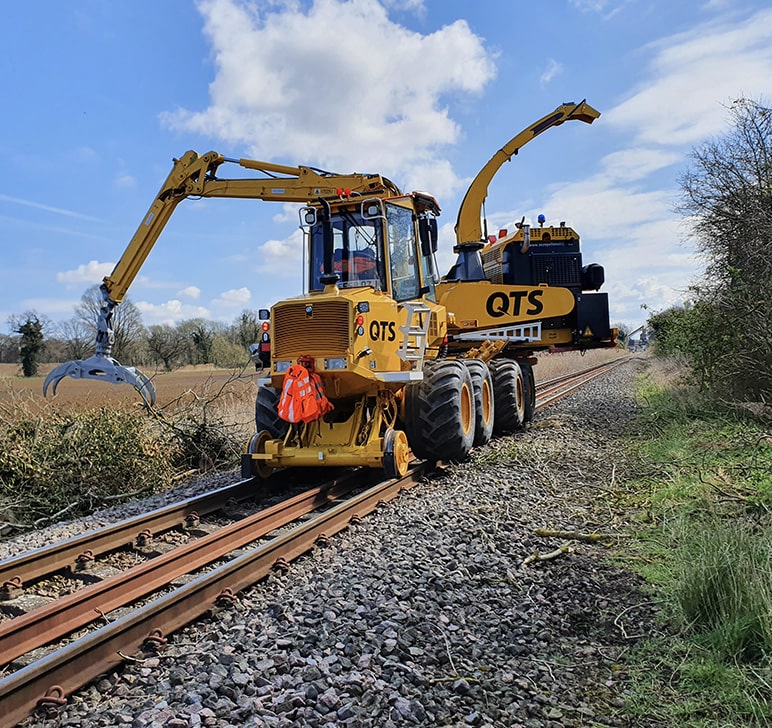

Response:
(519, 360), (536, 424)
(404, 359), (475, 462)
(490, 358), (525, 434)
(463, 359), (494, 446)
(255, 385), (289, 439)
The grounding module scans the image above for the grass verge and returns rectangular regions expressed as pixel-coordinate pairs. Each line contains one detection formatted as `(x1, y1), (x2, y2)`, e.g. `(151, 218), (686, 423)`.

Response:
(621, 364), (771, 727)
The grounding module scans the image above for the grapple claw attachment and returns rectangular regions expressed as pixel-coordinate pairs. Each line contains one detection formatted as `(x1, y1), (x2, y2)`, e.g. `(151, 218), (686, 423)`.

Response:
(43, 354), (156, 406)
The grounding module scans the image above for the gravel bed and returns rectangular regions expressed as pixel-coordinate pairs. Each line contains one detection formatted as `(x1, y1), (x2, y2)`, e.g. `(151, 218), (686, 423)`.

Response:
(17, 358), (661, 728)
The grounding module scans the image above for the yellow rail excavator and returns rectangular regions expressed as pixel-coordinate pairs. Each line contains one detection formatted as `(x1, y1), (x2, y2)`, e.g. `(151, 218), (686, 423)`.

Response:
(44, 100), (614, 479)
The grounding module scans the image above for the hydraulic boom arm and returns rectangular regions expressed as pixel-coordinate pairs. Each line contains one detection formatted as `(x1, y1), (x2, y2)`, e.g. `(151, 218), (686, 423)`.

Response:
(454, 100), (600, 245)
(106, 150), (401, 304)
(44, 151), (402, 405)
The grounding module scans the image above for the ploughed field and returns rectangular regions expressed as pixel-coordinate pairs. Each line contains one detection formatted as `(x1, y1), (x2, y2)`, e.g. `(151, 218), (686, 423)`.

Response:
(0, 349), (627, 416)
(0, 363), (263, 415)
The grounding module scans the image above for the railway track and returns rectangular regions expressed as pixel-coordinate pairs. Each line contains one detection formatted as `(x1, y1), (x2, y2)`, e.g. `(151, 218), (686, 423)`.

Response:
(0, 357), (627, 726)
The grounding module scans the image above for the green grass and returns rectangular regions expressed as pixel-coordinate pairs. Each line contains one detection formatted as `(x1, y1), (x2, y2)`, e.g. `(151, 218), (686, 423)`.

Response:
(621, 373), (772, 726)
(625, 640), (771, 727)
(676, 522), (772, 661)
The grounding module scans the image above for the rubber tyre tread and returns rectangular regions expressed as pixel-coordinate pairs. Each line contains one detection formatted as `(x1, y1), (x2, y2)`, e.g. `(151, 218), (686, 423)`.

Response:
(490, 358), (525, 434)
(520, 361), (536, 424)
(404, 359), (475, 462)
(464, 359), (494, 446)
(255, 385), (289, 439)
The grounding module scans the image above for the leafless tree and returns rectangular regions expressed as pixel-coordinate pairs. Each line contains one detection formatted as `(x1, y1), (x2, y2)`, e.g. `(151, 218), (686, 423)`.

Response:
(234, 309), (262, 350)
(56, 317), (93, 361)
(680, 98), (772, 287)
(677, 98), (772, 401)
(74, 285), (147, 363)
(147, 324), (187, 371)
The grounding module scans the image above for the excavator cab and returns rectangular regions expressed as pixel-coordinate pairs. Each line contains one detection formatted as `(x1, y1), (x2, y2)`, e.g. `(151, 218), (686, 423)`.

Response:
(304, 204), (387, 291)
(302, 195), (441, 303)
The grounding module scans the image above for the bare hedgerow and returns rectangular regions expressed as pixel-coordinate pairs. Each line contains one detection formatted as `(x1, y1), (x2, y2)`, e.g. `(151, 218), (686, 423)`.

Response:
(0, 398), (182, 530)
(147, 368), (254, 472)
(0, 368), (255, 533)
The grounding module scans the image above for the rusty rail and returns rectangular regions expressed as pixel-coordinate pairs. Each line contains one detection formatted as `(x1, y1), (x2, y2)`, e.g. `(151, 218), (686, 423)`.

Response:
(535, 357), (628, 408)
(0, 466), (424, 727)
(0, 478), (261, 588)
(0, 470), (376, 668)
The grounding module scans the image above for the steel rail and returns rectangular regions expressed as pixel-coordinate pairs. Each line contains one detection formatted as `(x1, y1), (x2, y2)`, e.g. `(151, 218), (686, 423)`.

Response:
(0, 478), (262, 588)
(0, 465), (424, 728)
(535, 357), (629, 408)
(535, 357), (626, 392)
(0, 470), (377, 668)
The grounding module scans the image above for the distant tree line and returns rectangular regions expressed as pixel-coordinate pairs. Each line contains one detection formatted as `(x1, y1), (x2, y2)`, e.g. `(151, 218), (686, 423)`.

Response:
(647, 98), (772, 404)
(5, 285), (263, 376)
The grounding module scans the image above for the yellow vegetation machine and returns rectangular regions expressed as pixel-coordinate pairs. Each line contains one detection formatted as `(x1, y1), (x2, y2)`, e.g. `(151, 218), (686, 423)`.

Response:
(44, 101), (613, 479)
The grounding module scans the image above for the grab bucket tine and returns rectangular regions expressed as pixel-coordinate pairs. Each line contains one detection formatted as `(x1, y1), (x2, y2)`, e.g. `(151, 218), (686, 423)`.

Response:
(42, 355), (156, 406)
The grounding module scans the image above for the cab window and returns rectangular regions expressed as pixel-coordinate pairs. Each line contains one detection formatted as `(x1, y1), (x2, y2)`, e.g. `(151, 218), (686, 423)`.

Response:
(309, 211), (386, 291)
(386, 203), (420, 302)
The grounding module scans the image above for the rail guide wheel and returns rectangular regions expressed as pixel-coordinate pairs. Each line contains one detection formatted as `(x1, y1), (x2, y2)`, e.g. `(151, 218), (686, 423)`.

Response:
(245, 430), (274, 479)
(382, 428), (410, 478)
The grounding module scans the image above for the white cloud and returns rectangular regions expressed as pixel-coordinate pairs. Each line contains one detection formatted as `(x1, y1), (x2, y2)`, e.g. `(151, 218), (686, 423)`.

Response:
(114, 174), (137, 189)
(0, 193), (102, 222)
(177, 285), (201, 299)
(16, 297), (84, 317)
(568, 0), (627, 19)
(56, 260), (114, 284)
(271, 202), (303, 225)
(73, 147), (99, 164)
(136, 299), (211, 326)
(434, 221), (458, 278)
(539, 59), (563, 87)
(381, 0), (424, 11)
(210, 287), (252, 308)
(563, 6), (772, 325)
(256, 228), (305, 279)
(605, 8), (772, 146)
(162, 0), (496, 194)
(598, 147), (682, 183)
(402, 158), (461, 201)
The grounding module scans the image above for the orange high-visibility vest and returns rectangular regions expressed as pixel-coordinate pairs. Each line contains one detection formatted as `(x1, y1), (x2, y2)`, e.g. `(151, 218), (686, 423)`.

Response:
(277, 364), (333, 423)
(309, 369), (334, 418)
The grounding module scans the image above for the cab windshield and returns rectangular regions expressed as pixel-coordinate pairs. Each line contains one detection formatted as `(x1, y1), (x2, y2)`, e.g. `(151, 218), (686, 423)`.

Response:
(308, 210), (386, 292)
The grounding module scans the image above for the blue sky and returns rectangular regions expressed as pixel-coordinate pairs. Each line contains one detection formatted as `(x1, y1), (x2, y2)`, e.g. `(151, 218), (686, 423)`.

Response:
(3, 0), (772, 334)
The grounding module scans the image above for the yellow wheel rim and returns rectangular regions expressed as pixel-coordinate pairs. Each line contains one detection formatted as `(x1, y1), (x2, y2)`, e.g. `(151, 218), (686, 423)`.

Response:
(460, 381), (473, 436)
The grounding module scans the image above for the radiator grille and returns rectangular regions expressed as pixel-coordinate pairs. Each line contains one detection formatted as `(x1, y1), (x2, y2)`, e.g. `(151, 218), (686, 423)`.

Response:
(533, 254), (581, 287)
(272, 300), (351, 359)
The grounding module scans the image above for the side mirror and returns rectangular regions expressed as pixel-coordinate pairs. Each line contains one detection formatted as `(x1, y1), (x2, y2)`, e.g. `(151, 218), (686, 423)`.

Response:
(299, 206), (317, 227)
(419, 216), (438, 256)
(361, 198), (385, 220)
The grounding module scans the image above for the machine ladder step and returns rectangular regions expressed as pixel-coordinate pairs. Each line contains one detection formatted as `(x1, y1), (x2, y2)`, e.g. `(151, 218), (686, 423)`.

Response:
(397, 301), (432, 369)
